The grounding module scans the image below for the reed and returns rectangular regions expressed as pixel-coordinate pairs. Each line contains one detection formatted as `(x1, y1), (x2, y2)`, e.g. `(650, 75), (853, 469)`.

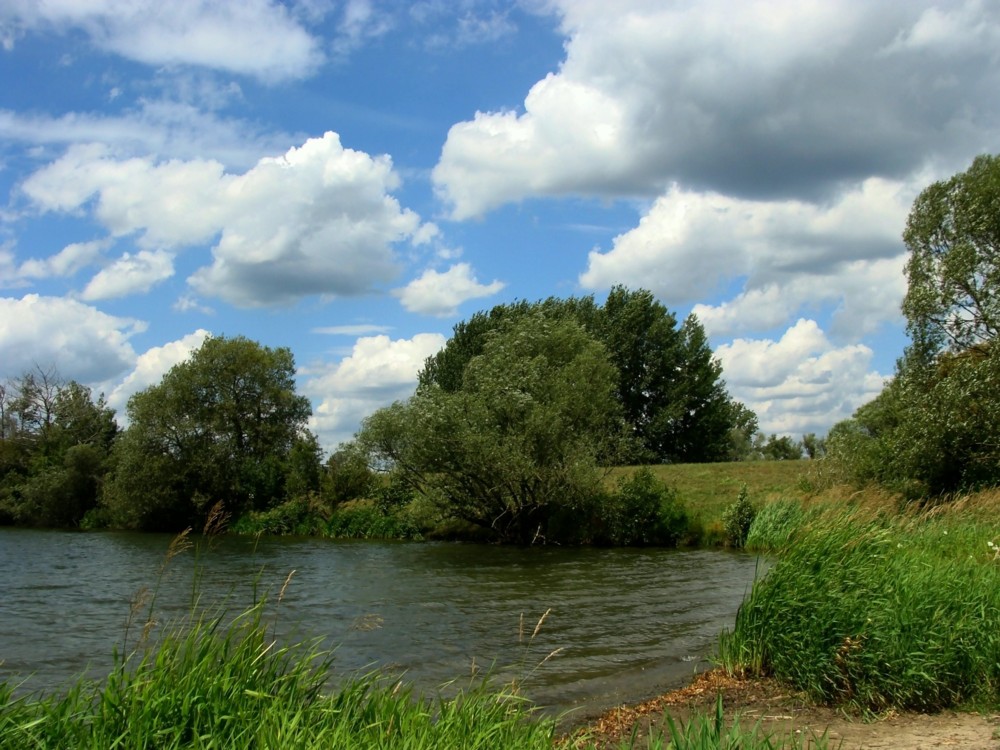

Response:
(0, 594), (560, 749)
(719, 501), (1000, 712)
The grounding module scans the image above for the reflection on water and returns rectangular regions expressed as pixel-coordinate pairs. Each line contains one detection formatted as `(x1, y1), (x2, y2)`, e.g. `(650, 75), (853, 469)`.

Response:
(0, 528), (759, 717)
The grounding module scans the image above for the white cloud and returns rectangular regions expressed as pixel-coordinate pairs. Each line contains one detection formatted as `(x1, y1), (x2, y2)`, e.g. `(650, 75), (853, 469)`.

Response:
(0, 0), (325, 83)
(105, 329), (210, 415)
(393, 262), (505, 317)
(0, 294), (143, 383)
(81, 249), (175, 300)
(716, 319), (888, 436)
(16, 239), (108, 280)
(581, 178), (911, 338)
(303, 333), (447, 451)
(333, 0), (393, 58)
(21, 132), (433, 308)
(433, 1), (1000, 218)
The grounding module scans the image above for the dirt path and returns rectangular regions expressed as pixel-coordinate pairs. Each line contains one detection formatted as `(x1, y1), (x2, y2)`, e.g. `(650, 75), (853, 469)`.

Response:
(568, 670), (1000, 749)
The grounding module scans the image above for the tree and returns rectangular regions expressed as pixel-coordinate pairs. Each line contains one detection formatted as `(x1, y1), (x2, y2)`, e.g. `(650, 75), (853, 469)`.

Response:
(0, 372), (117, 527)
(418, 287), (745, 464)
(800, 433), (826, 459)
(761, 434), (803, 461)
(828, 154), (1000, 496)
(902, 153), (1000, 354)
(359, 314), (627, 544)
(101, 336), (313, 530)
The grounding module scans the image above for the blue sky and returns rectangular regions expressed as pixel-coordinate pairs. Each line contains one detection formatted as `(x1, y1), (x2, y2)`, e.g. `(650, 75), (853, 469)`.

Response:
(1, 1), (998, 452)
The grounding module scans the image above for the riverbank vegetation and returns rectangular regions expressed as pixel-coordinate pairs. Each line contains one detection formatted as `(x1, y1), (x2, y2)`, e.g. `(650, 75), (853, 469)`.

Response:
(719, 490), (1000, 714)
(1, 286), (777, 543)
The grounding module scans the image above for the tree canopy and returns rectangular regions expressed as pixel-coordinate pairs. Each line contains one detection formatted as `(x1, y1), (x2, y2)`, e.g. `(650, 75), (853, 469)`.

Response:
(102, 336), (315, 530)
(418, 286), (745, 464)
(0, 369), (117, 527)
(828, 154), (1000, 496)
(359, 314), (626, 544)
(902, 153), (1000, 354)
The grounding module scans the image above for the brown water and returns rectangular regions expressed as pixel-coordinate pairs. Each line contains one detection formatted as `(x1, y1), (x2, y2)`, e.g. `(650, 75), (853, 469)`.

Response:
(0, 528), (760, 718)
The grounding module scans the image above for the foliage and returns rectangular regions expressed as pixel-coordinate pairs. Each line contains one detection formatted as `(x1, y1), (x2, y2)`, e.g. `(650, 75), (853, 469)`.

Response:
(0, 599), (556, 749)
(743, 499), (809, 552)
(827, 343), (1000, 497)
(418, 287), (747, 464)
(827, 154), (1000, 497)
(718, 504), (1000, 712)
(101, 336), (315, 531)
(327, 500), (423, 540)
(322, 443), (376, 505)
(760, 434), (802, 461)
(799, 433), (825, 459)
(596, 468), (688, 546)
(359, 314), (626, 544)
(0, 370), (118, 527)
(722, 485), (757, 548)
(230, 494), (330, 536)
(902, 153), (1000, 353)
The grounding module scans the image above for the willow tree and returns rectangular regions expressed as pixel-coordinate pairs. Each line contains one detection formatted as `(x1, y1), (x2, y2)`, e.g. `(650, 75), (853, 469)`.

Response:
(359, 314), (627, 544)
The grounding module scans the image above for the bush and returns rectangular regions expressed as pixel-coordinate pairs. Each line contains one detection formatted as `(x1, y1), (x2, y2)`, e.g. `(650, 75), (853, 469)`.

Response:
(230, 494), (329, 536)
(596, 468), (688, 546)
(722, 484), (756, 548)
(326, 500), (423, 540)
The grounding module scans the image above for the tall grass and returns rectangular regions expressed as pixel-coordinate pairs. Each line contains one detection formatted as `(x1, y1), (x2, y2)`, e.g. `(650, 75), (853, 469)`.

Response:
(719, 500), (1000, 712)
(0, 594), (560, 749)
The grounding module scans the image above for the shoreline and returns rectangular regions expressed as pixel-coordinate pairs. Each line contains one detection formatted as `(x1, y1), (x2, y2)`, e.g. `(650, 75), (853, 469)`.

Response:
(565, 669), (1000, 749)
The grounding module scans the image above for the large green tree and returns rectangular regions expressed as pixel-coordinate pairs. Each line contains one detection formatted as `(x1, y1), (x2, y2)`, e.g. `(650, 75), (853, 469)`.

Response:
(418, 287), (743, 464)
(829, 154), (1000, 496)
(902, 153), (1000, 354)
(359, 314), (627, 544)
(101, 336), (313, 530)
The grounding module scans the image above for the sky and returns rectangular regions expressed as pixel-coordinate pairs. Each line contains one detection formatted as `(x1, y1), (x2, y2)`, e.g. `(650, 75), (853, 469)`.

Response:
(1, 0), (998, 454)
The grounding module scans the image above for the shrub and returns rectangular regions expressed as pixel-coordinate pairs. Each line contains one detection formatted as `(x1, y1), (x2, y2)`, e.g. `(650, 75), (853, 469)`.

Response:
(326, 500), (423, 540)
(230, 494), (329, 536)
(722, 484), (756, 548)
(597, 468), (688, 546)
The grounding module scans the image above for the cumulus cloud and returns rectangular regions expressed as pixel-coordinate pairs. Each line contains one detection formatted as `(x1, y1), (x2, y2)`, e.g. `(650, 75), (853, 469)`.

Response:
(582, 178), (911, 337)
(82, 249), (175, 300)
(302, 333), (446, 451)
(0, 295), (143, 383)
(0, 0), (324, 82)
(105, 329), (211, 415)
(393, 262), (504, 317)
(716, 319), (888, 436)
(433, 1), (1000, 218)
(21, 132), (432, 308)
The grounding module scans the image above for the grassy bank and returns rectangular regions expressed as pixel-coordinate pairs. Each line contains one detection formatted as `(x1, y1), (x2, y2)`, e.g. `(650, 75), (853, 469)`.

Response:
(719, 490), (1000, 712)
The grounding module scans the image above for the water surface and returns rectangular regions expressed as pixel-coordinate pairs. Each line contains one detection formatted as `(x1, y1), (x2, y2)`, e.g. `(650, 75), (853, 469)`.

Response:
(0, 528), (759, 718)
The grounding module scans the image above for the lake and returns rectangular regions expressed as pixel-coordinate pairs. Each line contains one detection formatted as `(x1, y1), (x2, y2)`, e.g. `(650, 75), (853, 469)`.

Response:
(0, 528), (760, 719)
